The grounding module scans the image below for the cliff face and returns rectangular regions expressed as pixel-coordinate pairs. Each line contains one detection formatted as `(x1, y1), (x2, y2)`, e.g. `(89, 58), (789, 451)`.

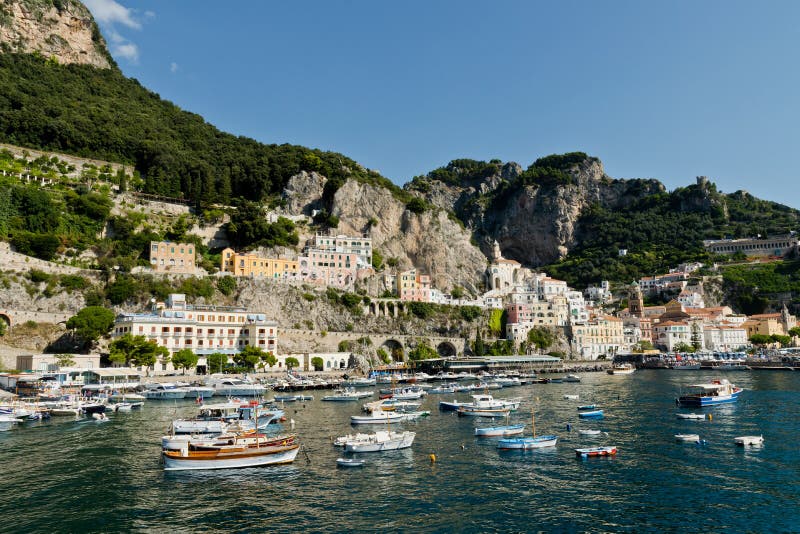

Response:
(413, 157), (665, 268)
(0, 0), (112, 68)
(282, 172), (488, 291)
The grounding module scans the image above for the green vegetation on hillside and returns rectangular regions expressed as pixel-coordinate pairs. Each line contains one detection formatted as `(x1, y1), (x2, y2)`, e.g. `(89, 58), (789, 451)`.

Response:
(721, 260), (800, 314)
(0, 53), (399, 203)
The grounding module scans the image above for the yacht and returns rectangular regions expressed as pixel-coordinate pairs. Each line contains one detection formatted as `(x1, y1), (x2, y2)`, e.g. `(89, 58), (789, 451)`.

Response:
(206, 376), (266, 397)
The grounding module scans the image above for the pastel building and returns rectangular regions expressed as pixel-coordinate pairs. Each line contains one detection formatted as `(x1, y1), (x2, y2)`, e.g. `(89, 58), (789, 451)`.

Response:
(487, 241), (523, 291)
(569, 316), (625, 360)
(399, 269), (431, 302)
(703, 324), (748, 352)
(298, 233), (374, 289)
(149, 241), (196, 274)
(112, 294), (278, 372)
(220, 248), (298, 280)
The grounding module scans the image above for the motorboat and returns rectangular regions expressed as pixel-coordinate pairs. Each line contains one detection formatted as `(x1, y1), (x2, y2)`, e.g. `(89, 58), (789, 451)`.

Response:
(676, 379), (742, 407)
(143, 383), (189, 400)
(333, 432), (373, 447)
(607, 364), (635, 375)
(438, 400), (468, 412)
(171, 401), (283, 434)
(336, 458), (366, 468)
(162, 442), (300, 470)
(342, 377), (376, 387)
(474, 424), (525, 437)
(162, 431), (295, 451)
(457, 406), (510, 418)
(343, 430), (416, 452)
(575, 446), (617, 457)
(564, 375), (581, 382)
(734, 435), (764, 446)
(183, 386), (216, 399)
(323, 388), (373, 401)
(205, 376), (266, 397)
(0, 415), (22, 431)
(676, 413), (706, 420)
(675, 433), (700, 442)
(350, 411), (407, 425)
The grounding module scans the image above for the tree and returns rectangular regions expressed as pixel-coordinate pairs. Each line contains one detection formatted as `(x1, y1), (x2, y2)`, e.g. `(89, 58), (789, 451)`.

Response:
(207, 352), (228, 373)
(171, 348), (199, 375)
(408, 341), (438, 361)
(285, 357), (300, 370)
(749, 334), (772, 346)
(633, 340), (655, 353)
(527, 327), (555, 353)
(109, 334), (166, 367)
(673, 342), (695, 353)
(770, 334), (792, 347)
(55, 354), (75, 368)
(66, 306), (116, 349)
(376, 347), (390, 364)
(233, 345), (266, 370)
(311, 356), (324, 371)
(789, 327), (800, 338)
(450, 286), (464, 299)
(371, 250), (383, 271)
(473, 328), (486, 356)
(261, 351), (277, 370)
(217, 276), (237, 296)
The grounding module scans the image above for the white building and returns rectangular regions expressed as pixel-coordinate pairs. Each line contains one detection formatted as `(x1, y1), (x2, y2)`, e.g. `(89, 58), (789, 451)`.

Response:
(585, 281), (612, 304)
(652, 321), (692, 352)
(112, 294), (278, 372)
(703, 324), (749, 352)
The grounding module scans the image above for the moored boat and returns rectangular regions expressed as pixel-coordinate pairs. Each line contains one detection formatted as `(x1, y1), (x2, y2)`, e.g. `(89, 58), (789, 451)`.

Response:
(734, 435), (764, 446)
(162, 442), (300, 470)
(336, 458), (366, 468)
(578, 429), (603, 436)
(322, 388), (374, 401)
(563, 394), (579, 400)
(676, 413), (706, 420)
(350, 411), (407, 425)
(675, 433), (700, 442)
(143, 383), (189, 400)
(343, 430), (415, 452)
(578, 409), (604, 419)
(497, 435), (558, 450)
(0, 415), (22, 431)
(575, 446), (617, 457)
(564, 375), (581, 382)
(676, 379), (742, 407)
(474, 424), (525, 437)
(607, 363), (635, 375)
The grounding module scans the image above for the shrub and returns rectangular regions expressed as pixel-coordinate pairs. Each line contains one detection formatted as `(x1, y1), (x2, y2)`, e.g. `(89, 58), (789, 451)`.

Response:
(311, 356), (324, 371)
(408, 301), (436, 319)
(59, 274), (89, 292)
(459, 306), (481, 322)
(406, 197), (427, 214)
(216, 276), (236, 296)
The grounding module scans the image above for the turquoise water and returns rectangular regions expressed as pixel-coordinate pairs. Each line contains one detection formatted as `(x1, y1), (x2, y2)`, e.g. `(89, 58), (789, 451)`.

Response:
(1, 370), (798, 532)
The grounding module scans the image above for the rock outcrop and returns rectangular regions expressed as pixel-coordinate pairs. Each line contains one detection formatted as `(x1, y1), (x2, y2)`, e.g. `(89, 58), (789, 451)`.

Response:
(0, 0), (112, 69)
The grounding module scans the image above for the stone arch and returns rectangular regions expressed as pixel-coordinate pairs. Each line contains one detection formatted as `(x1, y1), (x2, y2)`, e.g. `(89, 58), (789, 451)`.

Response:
(436, 341), (457, 357)
(0, 313), (10, 328)
(382, 339), (405, 362)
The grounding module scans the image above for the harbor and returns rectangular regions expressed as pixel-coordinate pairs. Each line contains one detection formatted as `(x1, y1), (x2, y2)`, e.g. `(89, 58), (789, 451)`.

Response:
(0, 369), (798, 531)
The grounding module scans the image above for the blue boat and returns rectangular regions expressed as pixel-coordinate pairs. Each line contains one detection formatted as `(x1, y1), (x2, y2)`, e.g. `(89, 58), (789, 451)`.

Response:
(676, 379), (742, 407)
(439, 400), (467, 411)
(577, 404), (597, 411)
(578, 410), (604, 419)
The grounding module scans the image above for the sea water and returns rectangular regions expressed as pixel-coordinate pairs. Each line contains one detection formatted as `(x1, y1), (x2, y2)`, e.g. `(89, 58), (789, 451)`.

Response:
(0, 370), (798, 533)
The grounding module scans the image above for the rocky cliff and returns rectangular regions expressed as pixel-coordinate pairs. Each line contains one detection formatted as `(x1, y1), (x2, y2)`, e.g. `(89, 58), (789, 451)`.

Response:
(282, 172), (488, 291)
(0, 0), (112, 68)
(411, 155), (665, 268)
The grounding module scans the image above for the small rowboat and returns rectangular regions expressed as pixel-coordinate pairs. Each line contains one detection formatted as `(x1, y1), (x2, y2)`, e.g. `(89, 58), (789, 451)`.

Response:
(676, 413), (706, 420)
(563, 394), (579, 400)
(578, 409), (604, 419)
(497, 435), (558, 450)
(675, 433), (700, 442)
(474, 424), (525, 437)
(734, 435), (764, 446)
(336, 458), (366, 468)
(578, 429), (602, 436)
(575, 446), (617, 458)
(577, 405), (596, 411)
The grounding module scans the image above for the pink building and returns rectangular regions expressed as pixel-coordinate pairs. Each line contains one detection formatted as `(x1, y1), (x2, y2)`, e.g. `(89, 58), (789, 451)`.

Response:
(399, 269), (431, 301)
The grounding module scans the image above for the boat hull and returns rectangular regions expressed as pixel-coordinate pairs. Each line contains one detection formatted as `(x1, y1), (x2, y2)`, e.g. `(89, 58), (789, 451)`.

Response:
(677, 388), (742, 406)
(497, 435), (558, 449)
(457, 407), (511, 417)
(163, 444), (299, 471)
(350, 413), (407, 425)
(344, 433), (415, 452)
(575, 446), (617, 457)
(578, 410), (604, 418)
(474, 424), (525, 437)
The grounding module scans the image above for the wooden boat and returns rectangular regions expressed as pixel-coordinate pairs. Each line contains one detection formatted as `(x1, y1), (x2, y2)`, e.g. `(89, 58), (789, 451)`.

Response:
(575, 446), (617, 457)
(578, 409), (604, 419)
(497, 412), (557, 450)
(162, 431), (295, 451)
(675, 433), (700, 442)
(607, 363), (635, 375)
(337, 458), (366, 468)
(734, 435), (764, 446)
(474, 424), (525, 437)
(162, 442), (300, 471)
(676, 379), (742, 407)
(676, 413), (706, 420)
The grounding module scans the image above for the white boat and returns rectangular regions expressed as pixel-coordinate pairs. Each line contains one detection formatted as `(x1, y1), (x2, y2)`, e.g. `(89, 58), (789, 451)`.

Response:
(143, 383), (189, 400)
(676, 413), (706, 420)
(205, 376), (266, 397)
(675, 433), (700, 442)
(172, 402), (283, 434)
(575, 446), (617, 457)
(343, 377), (376, 387)
(734, 435), (764, 446)
(0, 415), (22, 431)
(323, 388), (374, 401)
(162, 442), (300, 470)
(475, 424), (525, 437)
(333, 432), (373, 447)
(337, 458), (366, 467)
(563, 394), (580, 400)
(350, 411), (407, 425)
(183, 386), (216, 399)
(564, 375), (581, 382)
(578, 429), (603, 436)
(497, 412), (557, 450)
(607, 363), (635, 375)
(343, 430), (416, 452)
(677, 379), (742, 407)
(457, 406), (510, 418)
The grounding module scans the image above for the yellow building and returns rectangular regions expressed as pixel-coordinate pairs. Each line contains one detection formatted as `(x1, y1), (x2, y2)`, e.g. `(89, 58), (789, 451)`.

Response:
(150, 241), (196, 274)
(570, 315), (625, 360)
(220, 248), (299, 279)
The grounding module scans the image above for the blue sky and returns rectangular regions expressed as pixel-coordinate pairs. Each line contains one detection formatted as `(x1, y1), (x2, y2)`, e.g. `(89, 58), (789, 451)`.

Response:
(85, 0), (800, 208)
